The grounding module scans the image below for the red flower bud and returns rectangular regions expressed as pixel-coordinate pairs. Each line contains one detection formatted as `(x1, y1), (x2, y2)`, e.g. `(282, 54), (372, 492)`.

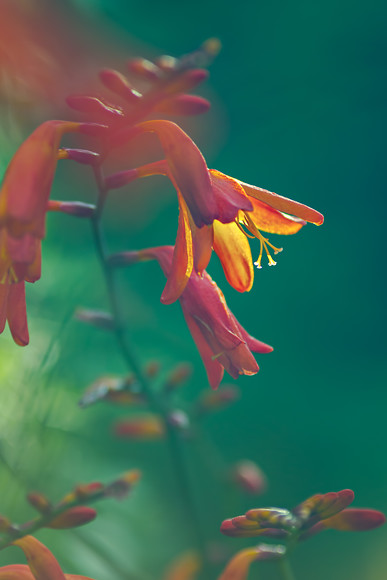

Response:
(99, 69), (142, 102)
(26, 492), (51, 514)
(128, 58), (161, 81)
(66, 95), (124, 120)
(156, 95), (210, 116)
(47, 507), (97, 529)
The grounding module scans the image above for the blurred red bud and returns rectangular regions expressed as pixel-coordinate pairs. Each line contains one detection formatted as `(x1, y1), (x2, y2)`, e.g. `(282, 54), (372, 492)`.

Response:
(67, 95), (124, 120)
(232, 460), (267, 495)
(47, 507), (97, 529)
(73, 482), (104, 501)
(164, 69), (208, 96)
(156, 95), (210, 116)
(145, 360), (161, 378)
(78, 122), (109, 137)
(164, 363), (193, 392)
(128, 58), (161, 81)
(197, 385), (240, 414)
(48, 201), (95, 218)
(79, 375), (143, 408)
(114, 416), (164, 439)
(99, 69), (142, 103)
(75, 309), (115, 331)
(26, 492), (51, 514)
(104, 470), (141, 500)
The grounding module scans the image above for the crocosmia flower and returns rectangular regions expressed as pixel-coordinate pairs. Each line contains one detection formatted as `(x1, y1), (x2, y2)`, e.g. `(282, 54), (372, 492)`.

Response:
(0, 120), (100, 344)
(134, 245), (273, 389)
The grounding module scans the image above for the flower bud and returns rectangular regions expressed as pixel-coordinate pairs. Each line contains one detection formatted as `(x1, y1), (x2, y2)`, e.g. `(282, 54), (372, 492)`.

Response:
(145, 360), (161, 378)
(75, 309), (115, 331)
(26, 492), (51, 514)
(104, 168), (139, 190)
(47, 201), (95, 218)
(128, 58), (161, 81)
(99, 69), (142, 102)
(154, 55), (178, 72)
(164, 69), (208, 96)
(164, 363), (192, 392)
(156, 95), (210, 116)
(114, 415), (165, 439)
(60, 148), (100, 165)
(67, 95), (124, 120)
(232, 460), (267, 495)
(104, 470), (141, 500)
(47, 507), (97, 529)
(79, 375), (143, 408)
(197, 385), (240, 414)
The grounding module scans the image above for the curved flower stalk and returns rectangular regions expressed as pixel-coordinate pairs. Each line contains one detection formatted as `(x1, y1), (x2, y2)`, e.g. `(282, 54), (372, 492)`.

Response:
(106, 126), (323, 302)
(0, 120), (105, 345)
(121, 245), (272, 389)
(219, 489), (385, 579)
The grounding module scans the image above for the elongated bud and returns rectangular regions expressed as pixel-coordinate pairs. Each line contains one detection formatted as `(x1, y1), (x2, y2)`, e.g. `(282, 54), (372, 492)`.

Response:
(99, 69), (142, 102)
(156, 95), (210, 116)
(162, 551), (201, 580)
(145, 360), (161, 377)
(47, 201), (95, 218)
(67, 95), (124, 120)
(164, 363), (192, 392)
(231, 461), (267, 495)
(154, 55), (178, 72)
(79, 375), (143, 408)
(73, 482), (104, 500)
(59, 148), (100, 165)
(27, 492), (51, 514)
(104, 168), (139, 190)
(104, 470), (141, 500)
(164, 69), (209, 95)
(128, 58), (161, 81)
(78, 122), (109, 137)
(75, 309), (115, 331)
(114, 415), (165, 439)
(47, 507), (97, 529)
(197, 385), (240, 414)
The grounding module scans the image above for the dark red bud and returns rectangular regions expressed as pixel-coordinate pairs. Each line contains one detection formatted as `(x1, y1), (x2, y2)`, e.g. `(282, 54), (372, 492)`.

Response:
(67, 95), (124, 119)
(156, 95), (210, 116)
(128, 58), (161, 81)
(99, 69), (142, 103)
(47, 507), (97, 529)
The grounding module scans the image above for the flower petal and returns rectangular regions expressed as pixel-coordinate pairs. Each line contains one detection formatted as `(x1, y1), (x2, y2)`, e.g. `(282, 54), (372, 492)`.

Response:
(213, 220), (254, 293)
(244, 197), (306, 235)
(231, 315), (273, 354)
(191, 224), (213, 275)
(209, 170), (253, 224)
(7, 281), (29, 346)
(13, 536), (66, 580)
(321, 508), (386, 532)
(237, 180), (324, 225)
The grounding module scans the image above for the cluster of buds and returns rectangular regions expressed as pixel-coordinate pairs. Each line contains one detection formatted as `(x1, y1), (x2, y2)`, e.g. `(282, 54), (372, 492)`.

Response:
(219, 489), (385, 579)
(0, 471), (140, 550)
(0, 40), (324, 391)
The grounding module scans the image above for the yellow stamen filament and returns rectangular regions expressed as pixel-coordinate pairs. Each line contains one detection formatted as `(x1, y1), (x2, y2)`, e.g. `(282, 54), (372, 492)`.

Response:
(242, 214), (283, 269)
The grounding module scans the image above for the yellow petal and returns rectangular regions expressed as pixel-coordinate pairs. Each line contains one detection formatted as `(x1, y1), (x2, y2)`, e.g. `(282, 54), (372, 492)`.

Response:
(213, 221), (254, 292)
(245, 197), (306, 235)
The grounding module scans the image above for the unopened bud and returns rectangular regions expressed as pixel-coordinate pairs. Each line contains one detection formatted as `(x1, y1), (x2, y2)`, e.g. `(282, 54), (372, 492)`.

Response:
(73, 482), (104, 500)
(79, 375), (143, 408)
(78, 122), (109, 137)
(26, 492), (51, 514)
(197, 385), (240, 414)
(114, 416), (165, 439)
(201, 38), (222, 58)
(0, 516), (12, 532)
(154, 55), (178, 72)
(164, 69), (208, 96)
(67, 95), (124, 120)
(128, 58), (161, 81)
(48, 507), (97, 529)
(47, 201), (95, 218)
(156, 95), (210, 116)
(232, 460), (267, 495)
(164, 363), (192, 392)
(104, 168), (139, 190)
(145, 360), (160, 378)
(99, 69), (142, 103)
(61, 148), (100, 165)
(75, 309), (115, 331)
(104, 470), (141, 500)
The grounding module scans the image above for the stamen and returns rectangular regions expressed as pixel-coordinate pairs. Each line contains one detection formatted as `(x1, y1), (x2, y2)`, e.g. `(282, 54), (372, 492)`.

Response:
(243, 214), (283, 269)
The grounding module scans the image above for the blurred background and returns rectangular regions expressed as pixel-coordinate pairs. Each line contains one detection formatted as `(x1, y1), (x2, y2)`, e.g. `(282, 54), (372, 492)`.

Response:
(0, 0), (386, 578)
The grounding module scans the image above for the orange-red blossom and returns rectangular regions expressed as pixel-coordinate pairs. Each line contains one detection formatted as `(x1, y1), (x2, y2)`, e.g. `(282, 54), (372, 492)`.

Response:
(132, 245), (272, 389)
(109, 120), (324, 304)
(0, 120), (102, 345)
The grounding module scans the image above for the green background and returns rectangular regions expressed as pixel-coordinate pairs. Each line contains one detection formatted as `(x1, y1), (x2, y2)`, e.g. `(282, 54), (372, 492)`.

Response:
(0, 0), (386, 578)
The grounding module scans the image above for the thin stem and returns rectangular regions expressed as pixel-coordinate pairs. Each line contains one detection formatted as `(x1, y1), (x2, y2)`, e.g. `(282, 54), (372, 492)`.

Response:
(89, 166), (211, 578)
(278, 557), (296, 580)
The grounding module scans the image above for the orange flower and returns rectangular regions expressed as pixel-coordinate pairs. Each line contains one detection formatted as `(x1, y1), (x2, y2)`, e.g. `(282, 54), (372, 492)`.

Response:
(135, 246), (272, 389)
(0, 120), (102, 344)
(109, 121), (323, 302)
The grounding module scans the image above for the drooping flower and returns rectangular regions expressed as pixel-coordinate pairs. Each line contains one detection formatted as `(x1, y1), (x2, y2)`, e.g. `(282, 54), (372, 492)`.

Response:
(107, 120), (323, 302)
(130, 245), (272, 389)
(0, 120), (104, 344)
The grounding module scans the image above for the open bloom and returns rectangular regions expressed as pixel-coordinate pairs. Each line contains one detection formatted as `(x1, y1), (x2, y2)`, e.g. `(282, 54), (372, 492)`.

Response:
(0, 120), (102, 344)
(134, 245), (272, 389)
(108, 120), (323, 302)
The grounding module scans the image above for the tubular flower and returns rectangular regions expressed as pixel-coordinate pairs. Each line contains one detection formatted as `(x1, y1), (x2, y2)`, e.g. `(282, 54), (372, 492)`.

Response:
(109, 121), (323, 301)
(0, 120), (101, 344)
(134, 245), (273, 389)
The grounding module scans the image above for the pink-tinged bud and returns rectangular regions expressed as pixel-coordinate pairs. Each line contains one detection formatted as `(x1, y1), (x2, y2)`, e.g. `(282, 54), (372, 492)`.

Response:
(107, 251), (142, 267)
(60, 148), (100, 165)
(164, 69), (209, 96)
(47, 507), (97, 529)
(78, 122), (109, 137)
(79, 375), (142, 408)
(66, 95), (124, 120)
(104, 168), (139, 190)
(156, 95), (210, 116)
(128, 58), (161, 81)
(145, 360), (161, 377)
(114, 415), (165, 439)
(13, 536), (66, 580)
(75, 309), (114, 331)
(154, 55), (178, 72)
(162, 551), (200, 580)
(104, 470), (141, 500)
(27, 492), (51, 514)
(99, 69), (142, 103)
(164, 363), (192, 392)
(232, 460), (267, 495)
(218, 545), (285, 580)
(321, 508), (386, 532)
(47, 201), (95, 218)
(197, 385), (240, 413)
(73, 482), (104, 500)
(168, 409), (190, 430)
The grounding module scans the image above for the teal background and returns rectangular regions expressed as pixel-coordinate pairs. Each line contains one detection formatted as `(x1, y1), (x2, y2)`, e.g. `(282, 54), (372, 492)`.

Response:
(0, 0), (386, 579)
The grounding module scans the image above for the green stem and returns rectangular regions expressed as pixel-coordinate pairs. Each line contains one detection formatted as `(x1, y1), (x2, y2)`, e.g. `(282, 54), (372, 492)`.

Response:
(89, 166), (211, 578)
(278, 557), (296, 580)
